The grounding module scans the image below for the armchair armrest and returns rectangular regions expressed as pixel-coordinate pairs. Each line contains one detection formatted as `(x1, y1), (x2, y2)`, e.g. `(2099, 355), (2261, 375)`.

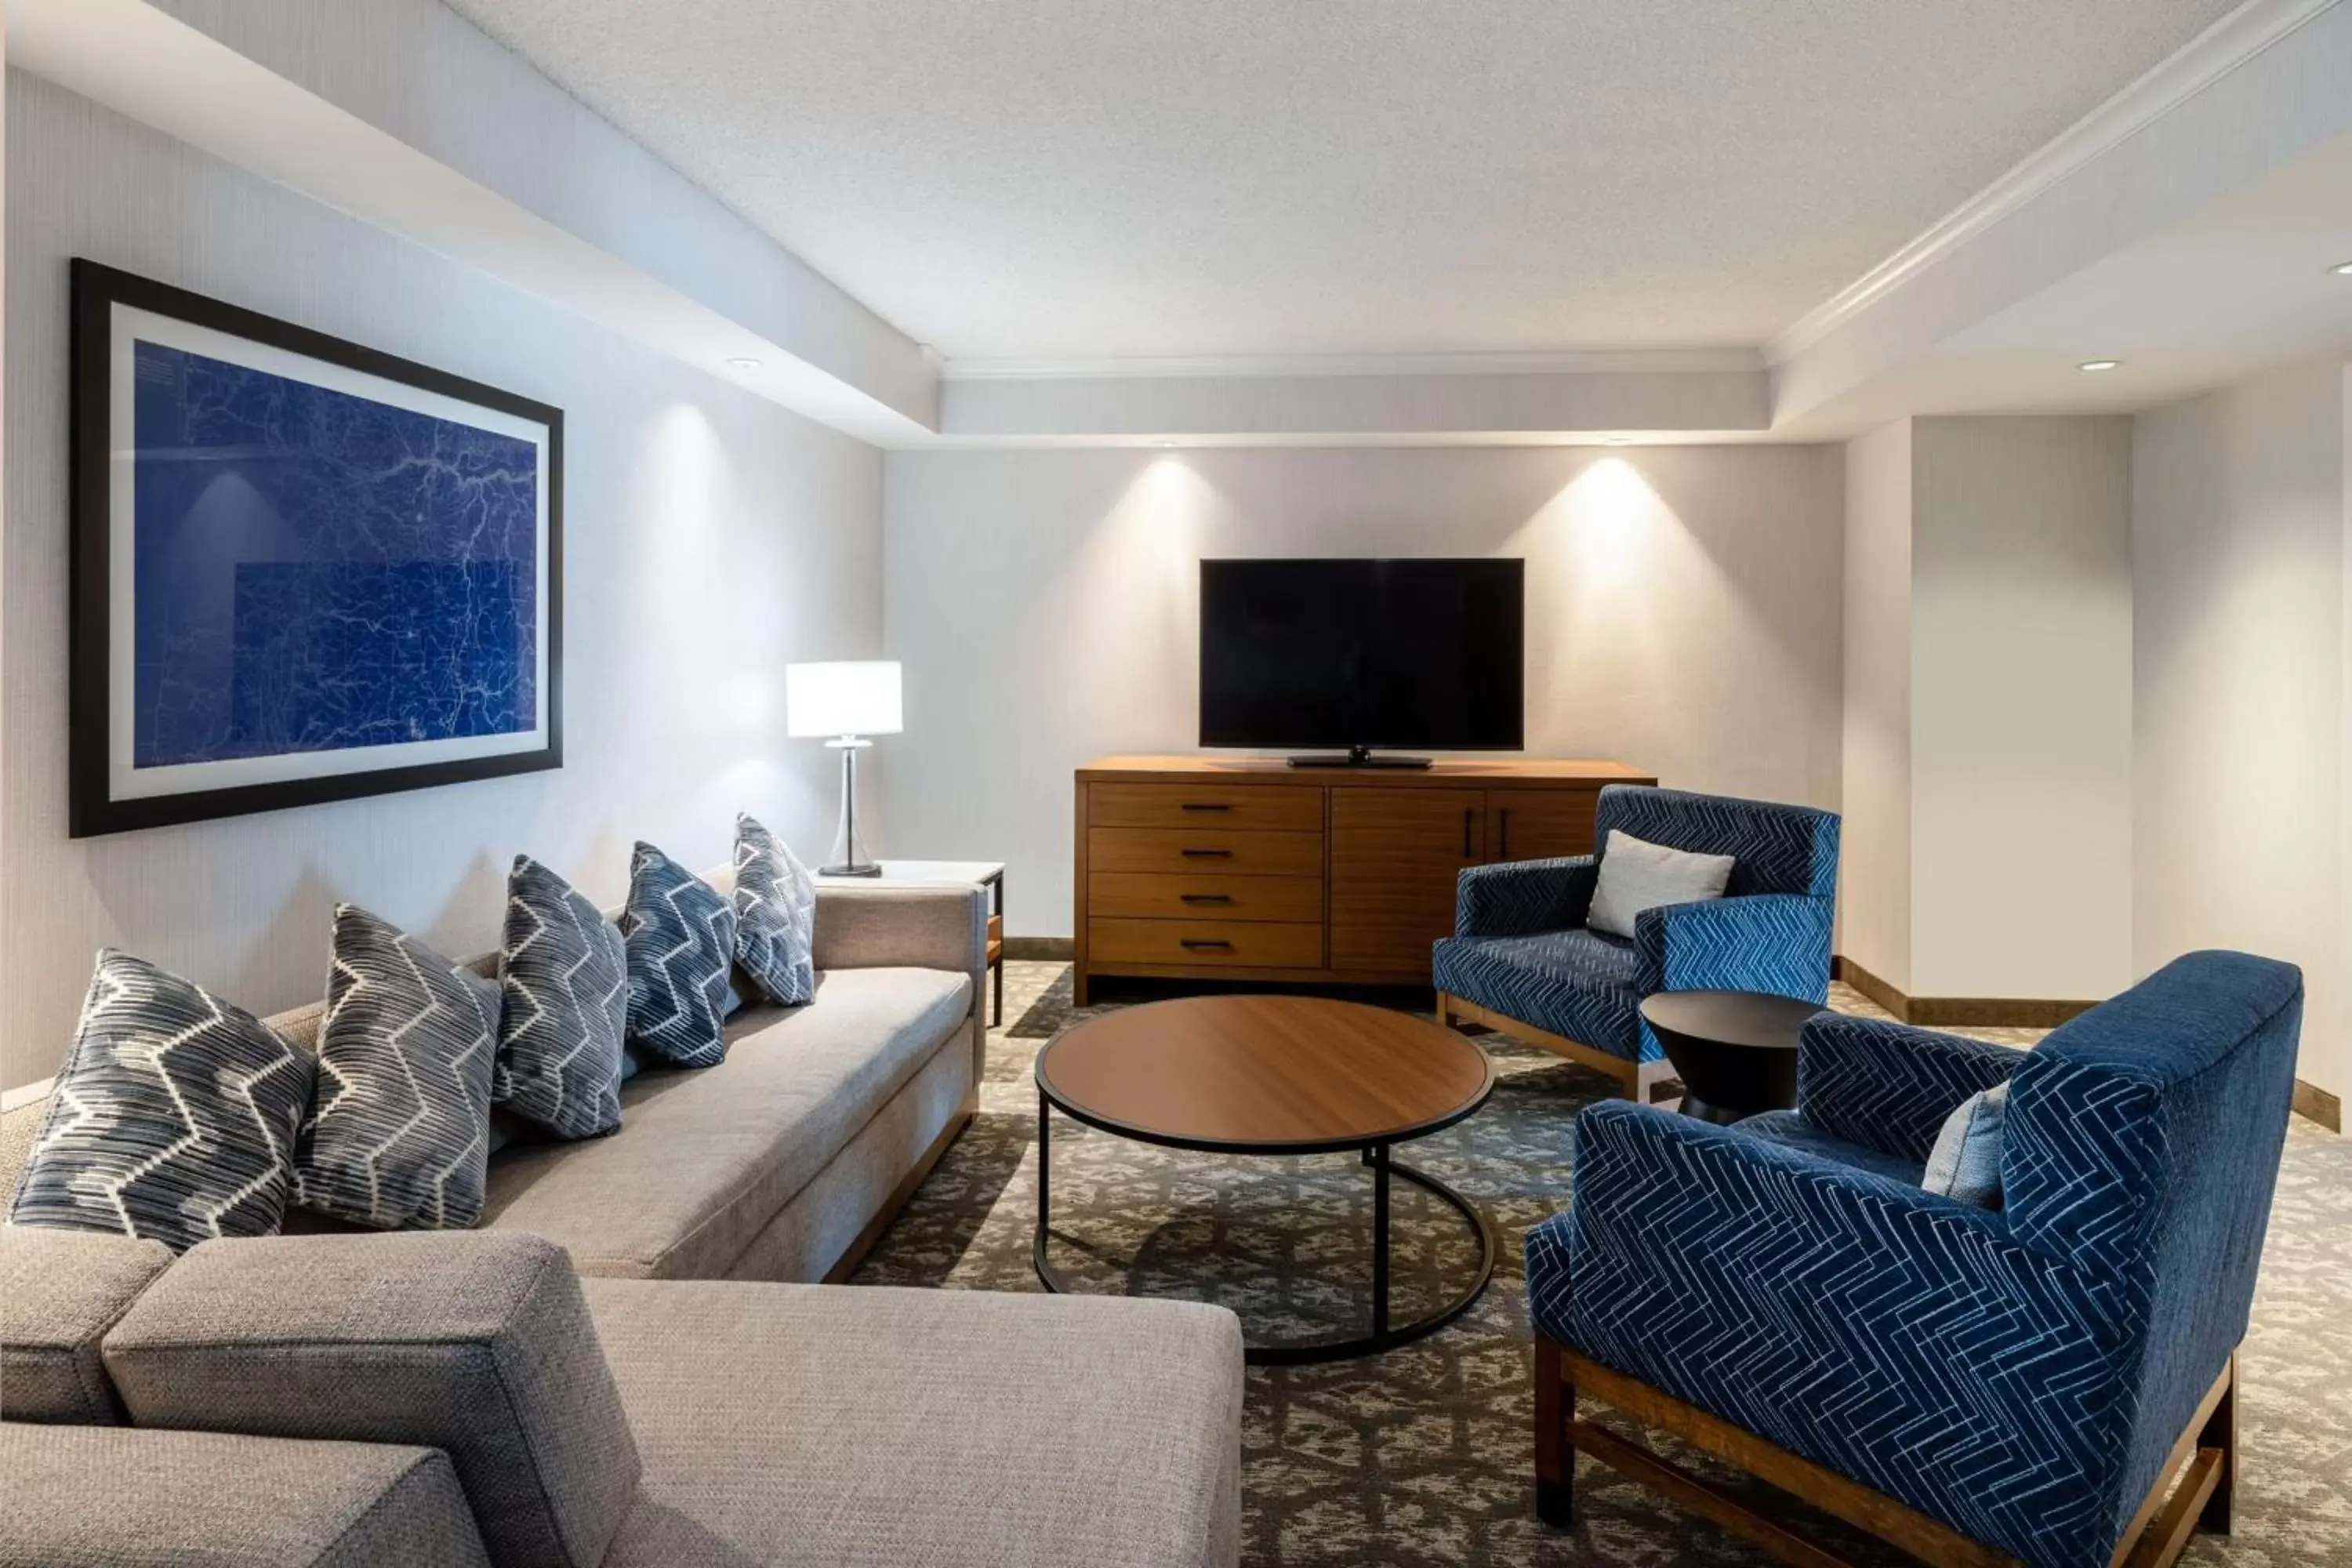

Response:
(813, 884), (988, 975)
(1453, 856), (1596, 939)
(1795, 1013), (2022, 1163)
(1633, 892), (1831, 998)
(1544, 1101), (2118, 1568)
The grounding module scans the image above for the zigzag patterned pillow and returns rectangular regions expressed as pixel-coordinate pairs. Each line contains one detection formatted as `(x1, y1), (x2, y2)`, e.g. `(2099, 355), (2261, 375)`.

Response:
(495, 856), (626, 1140)
(619, 843), (738, 1068)
(296, 906), (501, 1230)
(9, 950), (313, 1254)
(733, 814), (815, 1006)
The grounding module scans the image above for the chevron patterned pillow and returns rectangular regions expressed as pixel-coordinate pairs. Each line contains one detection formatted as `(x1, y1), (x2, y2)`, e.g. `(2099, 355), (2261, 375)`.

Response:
(619, 842), (739, 1069)
(495, 856), (626, 1140)
(9, 950), (314, 1253)
(732, 814), (816, 1006)
(295, 906), (501, 1230)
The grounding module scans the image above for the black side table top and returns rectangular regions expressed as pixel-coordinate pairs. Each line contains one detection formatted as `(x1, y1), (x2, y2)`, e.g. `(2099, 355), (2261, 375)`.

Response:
(1639, 990), (1824, 1051)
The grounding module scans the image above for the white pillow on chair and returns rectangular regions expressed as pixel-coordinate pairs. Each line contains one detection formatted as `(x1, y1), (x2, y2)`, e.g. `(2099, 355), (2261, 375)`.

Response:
(1587, 829), (1736, 938)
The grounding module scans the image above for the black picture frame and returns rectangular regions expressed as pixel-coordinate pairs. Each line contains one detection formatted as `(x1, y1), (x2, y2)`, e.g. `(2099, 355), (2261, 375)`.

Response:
(69, 259), (564, 837)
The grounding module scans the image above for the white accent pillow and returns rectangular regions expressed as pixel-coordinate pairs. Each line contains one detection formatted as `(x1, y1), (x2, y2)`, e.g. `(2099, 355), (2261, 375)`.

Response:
(1922, 1081), (2009, 1209)
(1586, 829), (1736, 938)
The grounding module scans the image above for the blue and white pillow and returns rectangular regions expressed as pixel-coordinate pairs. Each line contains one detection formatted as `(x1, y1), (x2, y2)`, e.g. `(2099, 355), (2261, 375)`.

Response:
(495, 856), (626, 1140)
(619, 843), (738, 1069)
(733, 815), (815, 1006)
(1922, 1081), (2009, 1209)
(296, 906), (500, 1231)
(10, 950), (314, 1253)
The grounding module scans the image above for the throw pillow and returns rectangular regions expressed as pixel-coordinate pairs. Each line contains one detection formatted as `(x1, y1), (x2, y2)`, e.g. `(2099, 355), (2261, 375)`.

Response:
(1922, 1081), (2010, 1209)
(733, 814), (816, 1006)
(1587, 829), (1737, 938)
(619, 843), (738, 1069)
(9, 950), (313, 1253)
(495, 856), (626, 1140)
(295, 906), (501, 1231)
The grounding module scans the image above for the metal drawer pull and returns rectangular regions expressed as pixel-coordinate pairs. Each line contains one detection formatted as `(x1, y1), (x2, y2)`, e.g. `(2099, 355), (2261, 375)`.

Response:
(1179, 893), (1233, 905)
(1179, 802), (1232, 812)
(1180, 848), (1233, 858)
(1181, 938), (1233, 951)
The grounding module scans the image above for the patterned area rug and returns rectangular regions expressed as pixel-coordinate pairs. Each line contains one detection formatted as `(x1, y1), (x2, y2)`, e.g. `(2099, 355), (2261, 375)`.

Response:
(851, 963), (2352, 1567)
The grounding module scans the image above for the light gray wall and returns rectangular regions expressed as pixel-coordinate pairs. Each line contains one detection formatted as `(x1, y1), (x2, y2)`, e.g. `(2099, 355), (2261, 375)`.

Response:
(2, 72), (884, 1089)
(2132, 360), (2348, 1098)
(880, 444), (1845, 938)
(1839, 419), (1913, 993)
(1908, 416), (2135, 1001)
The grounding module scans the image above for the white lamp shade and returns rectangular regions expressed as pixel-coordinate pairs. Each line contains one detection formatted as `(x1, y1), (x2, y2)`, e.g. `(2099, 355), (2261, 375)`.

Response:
(786, 661), (903, 738)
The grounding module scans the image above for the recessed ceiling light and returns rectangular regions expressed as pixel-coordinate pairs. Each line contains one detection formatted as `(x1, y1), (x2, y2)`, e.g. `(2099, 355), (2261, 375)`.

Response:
(2330, 260), (2352, 277)
(1154, 439), (1178, 449)
(2078, 359), (2122, 372)
(1601, 435), (1632, 446)
(726, 356), (763, 370)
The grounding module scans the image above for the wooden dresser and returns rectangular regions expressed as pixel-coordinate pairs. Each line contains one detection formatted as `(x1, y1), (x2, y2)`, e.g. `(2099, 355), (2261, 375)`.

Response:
(1073, 756), (1655, 1004)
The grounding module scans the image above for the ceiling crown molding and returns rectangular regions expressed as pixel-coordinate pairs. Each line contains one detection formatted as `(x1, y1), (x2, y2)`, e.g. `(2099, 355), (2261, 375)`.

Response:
(942, 347), (1762, 381)
(1765, 0), (2343, 367)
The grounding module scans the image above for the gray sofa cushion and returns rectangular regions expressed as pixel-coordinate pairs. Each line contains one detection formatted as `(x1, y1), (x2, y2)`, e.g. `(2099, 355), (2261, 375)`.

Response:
(0, 1225), (172, 1423)
(584, 1278), (1245, 1568)
(0, 1422), (490, 1566)
(479, 966), (971, 1279)
(102, 1231), (637, 1568)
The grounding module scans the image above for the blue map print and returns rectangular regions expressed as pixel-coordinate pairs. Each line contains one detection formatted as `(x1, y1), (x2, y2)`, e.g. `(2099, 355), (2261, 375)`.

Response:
(132, 340), (539, 769)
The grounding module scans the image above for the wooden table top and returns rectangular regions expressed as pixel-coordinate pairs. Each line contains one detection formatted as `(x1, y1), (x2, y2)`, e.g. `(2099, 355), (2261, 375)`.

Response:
(1036, 995), (1494, 1153)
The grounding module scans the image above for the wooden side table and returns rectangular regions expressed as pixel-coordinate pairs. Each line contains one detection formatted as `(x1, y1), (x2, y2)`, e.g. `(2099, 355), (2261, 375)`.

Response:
(818, 859), (1006, 1025)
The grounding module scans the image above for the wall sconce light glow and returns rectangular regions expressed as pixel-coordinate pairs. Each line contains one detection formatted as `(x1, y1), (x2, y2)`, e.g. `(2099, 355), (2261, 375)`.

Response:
(2330, 260), (2352, 278)
(2077, 359), (2122, 372)
(726, 356), (764, 370)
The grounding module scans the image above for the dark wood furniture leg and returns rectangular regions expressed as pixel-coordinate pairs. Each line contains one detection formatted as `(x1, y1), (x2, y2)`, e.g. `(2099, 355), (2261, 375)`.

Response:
(2199, 1354), (2237, 1534)
(1534, 1336), (1573, 1527)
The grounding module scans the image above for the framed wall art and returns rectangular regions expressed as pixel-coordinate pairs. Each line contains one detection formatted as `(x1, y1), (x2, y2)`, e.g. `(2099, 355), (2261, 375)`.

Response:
(70, 260), (563, 836)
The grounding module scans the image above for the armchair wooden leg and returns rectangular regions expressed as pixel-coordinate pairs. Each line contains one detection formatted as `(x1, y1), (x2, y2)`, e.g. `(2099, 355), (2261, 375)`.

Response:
(1535, 1335), (1574, 1528)
(2199, 1355), (2237, 1535)
(1436, 992), (1458, 1032)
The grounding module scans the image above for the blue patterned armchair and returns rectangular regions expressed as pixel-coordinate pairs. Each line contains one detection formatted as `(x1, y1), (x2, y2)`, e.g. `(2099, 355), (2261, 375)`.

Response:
(1433, 785), (1839, 1100)
(1527, 949), (2303, 1568)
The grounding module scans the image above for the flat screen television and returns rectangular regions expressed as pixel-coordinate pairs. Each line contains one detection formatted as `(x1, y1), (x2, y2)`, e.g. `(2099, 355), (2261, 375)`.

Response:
(1198, 557), (1524, 765)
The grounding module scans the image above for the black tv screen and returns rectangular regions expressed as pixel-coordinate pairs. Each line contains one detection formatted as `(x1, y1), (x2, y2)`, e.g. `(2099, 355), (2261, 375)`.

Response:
(1199, 558), (1524, 751)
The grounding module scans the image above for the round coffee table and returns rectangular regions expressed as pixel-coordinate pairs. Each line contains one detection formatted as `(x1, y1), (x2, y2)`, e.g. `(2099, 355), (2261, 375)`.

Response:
(1034, 995), (1497, 1366)
(1639, 989), (1824, 1125)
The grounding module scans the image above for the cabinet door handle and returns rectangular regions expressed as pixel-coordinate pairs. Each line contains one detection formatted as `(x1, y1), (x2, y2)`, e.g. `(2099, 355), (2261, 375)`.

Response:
(1462, 808), (1474, 858)
(1179, 802), (1231, 812)
(1181, 938), (1233, 951)
(1180, 893), (1232, 905)
(1180, 848), (1233, 858)
(1499, 808), (1510, 858)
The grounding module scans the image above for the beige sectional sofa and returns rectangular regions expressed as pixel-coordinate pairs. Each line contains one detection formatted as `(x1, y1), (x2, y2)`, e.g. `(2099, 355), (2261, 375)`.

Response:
(0, 880), (1247, 1566)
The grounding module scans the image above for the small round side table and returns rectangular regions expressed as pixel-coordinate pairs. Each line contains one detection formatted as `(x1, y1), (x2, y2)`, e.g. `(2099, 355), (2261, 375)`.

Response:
(1638, 990), (1824, 1125)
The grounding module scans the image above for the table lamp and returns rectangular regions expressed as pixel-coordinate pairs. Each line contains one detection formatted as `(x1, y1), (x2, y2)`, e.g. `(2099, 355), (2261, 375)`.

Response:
(786, 660), (902, 876)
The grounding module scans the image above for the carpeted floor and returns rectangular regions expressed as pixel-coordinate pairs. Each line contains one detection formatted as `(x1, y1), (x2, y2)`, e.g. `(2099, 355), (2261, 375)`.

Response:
(850, 961), (2352, 1567)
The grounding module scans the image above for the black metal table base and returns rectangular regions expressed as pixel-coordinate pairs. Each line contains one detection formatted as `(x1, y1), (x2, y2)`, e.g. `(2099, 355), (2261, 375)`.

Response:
(1033, 1094), (1499, 1366)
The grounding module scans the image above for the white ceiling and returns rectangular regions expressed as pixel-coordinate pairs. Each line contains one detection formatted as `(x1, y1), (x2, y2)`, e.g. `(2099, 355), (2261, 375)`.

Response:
(442, 0), (2241, 362)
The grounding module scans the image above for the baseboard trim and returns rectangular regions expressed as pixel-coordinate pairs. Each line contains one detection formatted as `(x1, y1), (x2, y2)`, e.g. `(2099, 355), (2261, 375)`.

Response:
(1003, 935), (1076, 961)
(1835, 956), (2342, 1134)
(1831, 956), (2096, 1029)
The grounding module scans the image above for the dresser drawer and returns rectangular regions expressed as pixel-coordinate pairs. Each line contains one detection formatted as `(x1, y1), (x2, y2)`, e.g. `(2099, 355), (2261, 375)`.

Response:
(1086, 827), (1324, 877)
(1088, 782), (1323, 833)
(1088, 872), (1323, 924)
(1087, 918), (1323, 969)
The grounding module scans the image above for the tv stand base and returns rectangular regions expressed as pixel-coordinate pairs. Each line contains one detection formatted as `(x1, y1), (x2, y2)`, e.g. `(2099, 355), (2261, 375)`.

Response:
(1286, 747), (1432, 770)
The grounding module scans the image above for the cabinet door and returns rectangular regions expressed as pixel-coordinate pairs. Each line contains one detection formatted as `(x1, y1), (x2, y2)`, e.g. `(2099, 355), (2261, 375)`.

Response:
(1486, 788), (1599, 863)
(1329, 787), (1486, 971)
